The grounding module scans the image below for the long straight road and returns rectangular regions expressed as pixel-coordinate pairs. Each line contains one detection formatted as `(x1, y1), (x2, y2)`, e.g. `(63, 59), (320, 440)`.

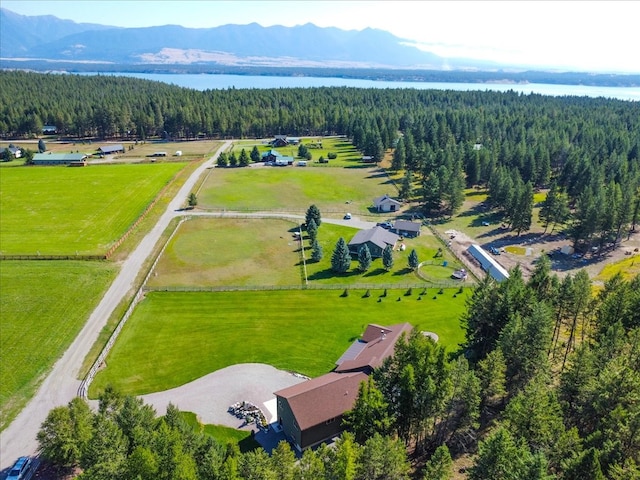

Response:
(0, 141), (231, 470)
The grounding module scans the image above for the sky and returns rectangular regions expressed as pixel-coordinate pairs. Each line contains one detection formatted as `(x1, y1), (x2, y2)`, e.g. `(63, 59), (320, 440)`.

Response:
(3, 0), (639, 73)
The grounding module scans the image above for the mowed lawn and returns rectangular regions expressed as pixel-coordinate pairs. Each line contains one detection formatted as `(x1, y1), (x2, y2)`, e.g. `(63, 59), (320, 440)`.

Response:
(0, 163), (186, 255)
(89, 289), (468, 397)
(0, 260), (117, 430)
(198, 166), (396, 218)
(147, 218), (303, 288)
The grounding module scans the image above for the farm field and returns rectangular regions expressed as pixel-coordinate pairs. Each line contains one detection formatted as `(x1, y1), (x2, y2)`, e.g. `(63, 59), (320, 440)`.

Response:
(0, 162), (187, 255)
(198, 164), (399, 218)
(89, 289), (469, 397)
(0, 260), (117, 430)
(0, 140), (223, 162)
(146, 217), (467, 288)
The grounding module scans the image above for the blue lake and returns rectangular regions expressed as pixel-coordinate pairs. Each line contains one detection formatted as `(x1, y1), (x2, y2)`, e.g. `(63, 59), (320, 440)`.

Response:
(80, 72), (640, 101)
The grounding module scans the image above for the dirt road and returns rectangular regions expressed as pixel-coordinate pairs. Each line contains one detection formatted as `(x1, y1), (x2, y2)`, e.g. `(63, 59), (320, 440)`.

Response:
(0, 142), (232, 470)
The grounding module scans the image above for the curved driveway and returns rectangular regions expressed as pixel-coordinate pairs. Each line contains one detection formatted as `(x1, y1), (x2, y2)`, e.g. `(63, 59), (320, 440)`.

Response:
(0, 141), (231, 469)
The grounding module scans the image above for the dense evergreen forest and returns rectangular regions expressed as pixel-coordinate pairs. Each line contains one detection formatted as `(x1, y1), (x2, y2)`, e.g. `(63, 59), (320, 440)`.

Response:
(6, 71), (639, 478)
(2, 70), (639, 249)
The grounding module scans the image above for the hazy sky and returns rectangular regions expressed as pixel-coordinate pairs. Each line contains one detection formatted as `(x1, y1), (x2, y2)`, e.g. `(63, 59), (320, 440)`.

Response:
(3, 0), (639, 73)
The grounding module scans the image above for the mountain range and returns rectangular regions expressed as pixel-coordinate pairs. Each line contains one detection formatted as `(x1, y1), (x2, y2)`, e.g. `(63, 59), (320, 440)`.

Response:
(0, 8), (487, 69)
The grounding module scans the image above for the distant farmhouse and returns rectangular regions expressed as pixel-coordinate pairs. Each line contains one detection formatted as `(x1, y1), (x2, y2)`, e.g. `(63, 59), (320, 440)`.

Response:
(373, 194), (402, 213)
(275, 323), (413, 452)
(98, 144), (125, 155)
(261, 148), (294, 166)
(467, 244), (510, 282)
(42, 125), (57, 135)
(3, 146), (22, 159)
(270, 135), (301, 147)
(348, 226), (399, 258)
(391, 220), (421, 238)
(32, 152), (87, 166)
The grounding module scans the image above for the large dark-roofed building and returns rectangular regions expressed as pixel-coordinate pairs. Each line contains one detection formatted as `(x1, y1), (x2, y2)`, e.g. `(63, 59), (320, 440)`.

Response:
(98, 144), (125, 154)
(274, 323), (412, 451)
(348, 226), (399, 258)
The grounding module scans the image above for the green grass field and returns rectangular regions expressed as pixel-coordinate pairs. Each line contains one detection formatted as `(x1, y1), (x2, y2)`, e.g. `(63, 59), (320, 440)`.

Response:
(146, 217), (465, 288)
(198, 165), (397, 218)
(0, 260), (117, 430)
(89, 289), (468, 397)
(0, 163), (186, 255)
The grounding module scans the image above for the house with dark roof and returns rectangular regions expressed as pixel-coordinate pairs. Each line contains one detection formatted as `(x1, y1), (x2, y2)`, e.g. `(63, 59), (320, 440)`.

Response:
(274, 323), (412, 451)
(98, 144), (125, 155)
(42, 125), (57, 135)
(3, 146), (22, 159)
(348, 226), (399, 258)
(373, 194), (402, 213)
(391, 220), (421, 238)
(270, 135), (301, 147)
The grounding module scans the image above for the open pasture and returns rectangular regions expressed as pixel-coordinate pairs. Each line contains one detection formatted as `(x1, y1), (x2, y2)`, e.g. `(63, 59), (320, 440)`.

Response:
(0, 260), (117, 430)
(199, 166), (397, 218)
(0, 163), (186, 255)
(89, 289), (468, 397)
(147, 218), (303, 288)
(100, 139), (223, 161)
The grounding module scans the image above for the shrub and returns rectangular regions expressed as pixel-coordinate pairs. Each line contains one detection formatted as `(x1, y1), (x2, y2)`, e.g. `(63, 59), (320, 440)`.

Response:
(341, 289), (349, 297)
(405, 288), (412, 296)
(327, 152), (338, 159)
(363, 289), (371, 298)
(438, 288), (444, 294)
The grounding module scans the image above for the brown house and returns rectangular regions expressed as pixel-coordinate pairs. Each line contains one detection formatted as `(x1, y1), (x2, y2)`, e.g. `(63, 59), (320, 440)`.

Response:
(274, 323), (412, 451)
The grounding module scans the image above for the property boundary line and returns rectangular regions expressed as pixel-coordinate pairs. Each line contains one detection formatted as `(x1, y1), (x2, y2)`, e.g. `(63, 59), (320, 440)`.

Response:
(78, 217), (187, 398)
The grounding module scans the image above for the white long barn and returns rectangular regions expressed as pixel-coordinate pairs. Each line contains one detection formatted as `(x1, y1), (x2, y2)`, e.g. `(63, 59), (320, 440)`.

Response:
(468, 244), (510, 282)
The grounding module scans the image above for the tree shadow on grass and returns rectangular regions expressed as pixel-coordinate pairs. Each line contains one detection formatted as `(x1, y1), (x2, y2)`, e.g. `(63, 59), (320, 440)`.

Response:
(392, 267), (414, 276)
(363, 267), (389, 277)
(307, 268), (361, 281)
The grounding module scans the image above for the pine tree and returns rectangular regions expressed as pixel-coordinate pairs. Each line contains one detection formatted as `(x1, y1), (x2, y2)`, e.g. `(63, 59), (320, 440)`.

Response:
(305, 204), (322, 227)
(331, 237), (351, 273)
(238, 148), (249, 167)
(311, 239), (323, 262)
(392, 137), (406, 171)
(408, 249), (419, 270)
(382, 245), (394, 271)
(358, 244), (372, 272)
(306, 218), (318, 243)
(250, 145), (261, 163)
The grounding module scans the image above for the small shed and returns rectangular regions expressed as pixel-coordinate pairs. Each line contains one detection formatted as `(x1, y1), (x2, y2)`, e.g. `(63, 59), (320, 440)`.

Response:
(373, 194), (402, 213)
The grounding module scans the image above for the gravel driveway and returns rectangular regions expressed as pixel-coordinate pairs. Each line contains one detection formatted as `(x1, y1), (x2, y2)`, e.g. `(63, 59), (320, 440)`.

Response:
(140, 363), (307, 428)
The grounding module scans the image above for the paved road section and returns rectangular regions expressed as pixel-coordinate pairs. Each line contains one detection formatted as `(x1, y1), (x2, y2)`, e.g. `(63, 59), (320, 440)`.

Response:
(0, 142), (231, 470)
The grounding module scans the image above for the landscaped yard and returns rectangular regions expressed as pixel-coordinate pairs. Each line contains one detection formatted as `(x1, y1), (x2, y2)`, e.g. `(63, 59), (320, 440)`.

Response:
(146, 217), (466, 288)
(0, 260), (118, 430)
(89, 289), (469, 397)
(0, 163), (187, 255)
(198, 163), (398, 218)
(231, 136), (364, 167)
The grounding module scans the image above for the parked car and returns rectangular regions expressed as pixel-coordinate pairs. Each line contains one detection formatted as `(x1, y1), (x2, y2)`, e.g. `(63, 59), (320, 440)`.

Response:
(7, 457), (32, 480)
(344, 213), (352, 220)
(482, 221), (491, 226)
(490, 246), (501, 255)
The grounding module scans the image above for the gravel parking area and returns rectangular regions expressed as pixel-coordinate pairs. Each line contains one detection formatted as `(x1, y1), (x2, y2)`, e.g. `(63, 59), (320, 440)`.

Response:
(140, 363), (307, 429)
